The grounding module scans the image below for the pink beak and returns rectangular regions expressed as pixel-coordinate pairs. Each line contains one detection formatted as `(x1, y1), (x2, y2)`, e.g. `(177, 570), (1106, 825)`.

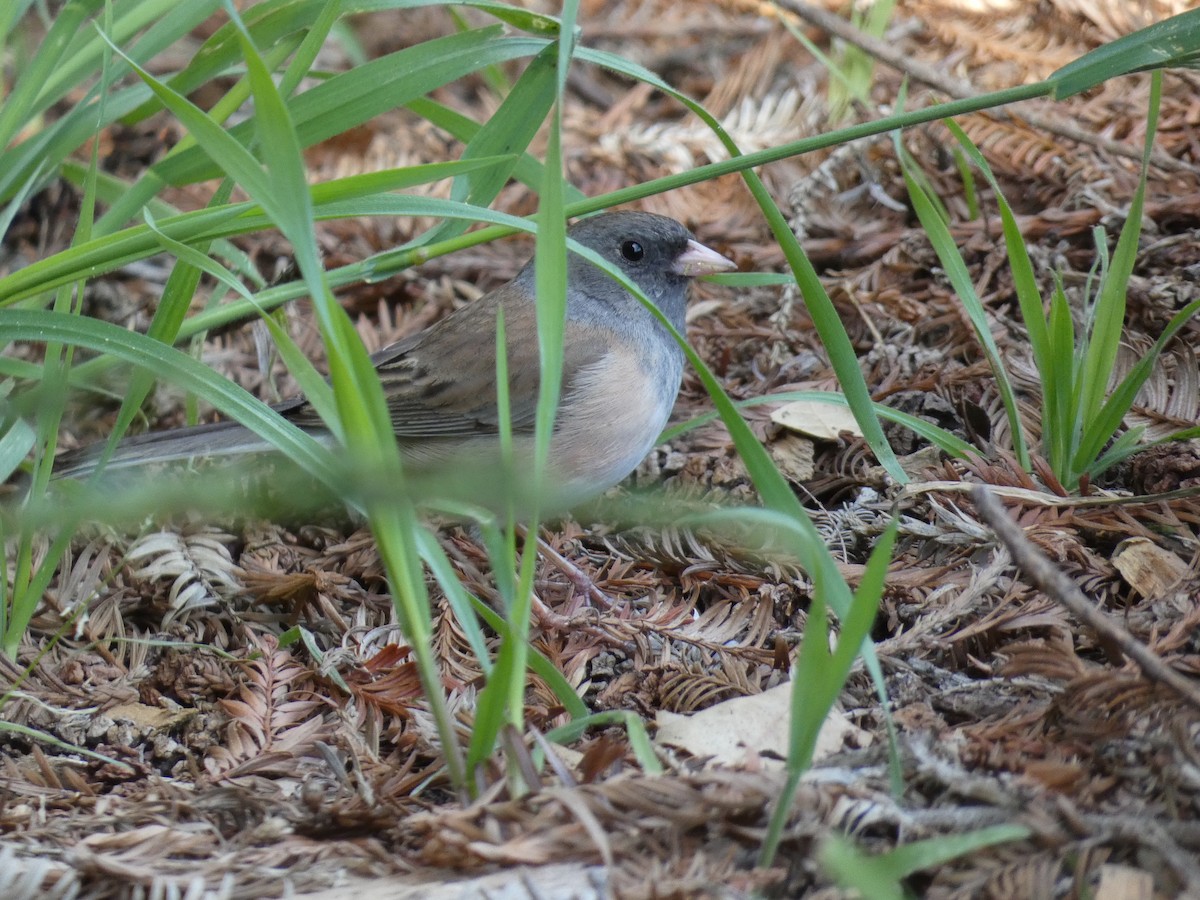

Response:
(671, 239), (737, 277)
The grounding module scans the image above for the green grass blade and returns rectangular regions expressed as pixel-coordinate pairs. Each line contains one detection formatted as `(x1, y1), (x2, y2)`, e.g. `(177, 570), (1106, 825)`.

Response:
(952, 146), (980, 220)
(0, 0), (100, 152)
(60, 161), (257, 274)
(759, 514), (895, 866)
(0, 419), (36, 482)
(1050, 8), (1200, 98)
(0, 161), (510, 306)
(944, 121), (1050, 368)
(40, 0), (223, 120)
(95, 34), (300, 235)
(822, 824), (1030, 897)
(153, 28), (545, 188)
(0, 0), (38, 37)
(139, 205), (340, 435)
(1079, 287), (1200, 481)
(405, 98), (589, 209)
(425, 44), (559, 244)
(0, 310), (337, 481)
(223, 1), (466, 794)
(1044, 278), (1078, 477)
(10, 7), (112, 659)
(467, 594), (589, 721)
(471, 2), (578, 788)
(896, 136), (1031, 471)
(0, 80), (153, 204)
(115, 1), (336, 126)
(479, 306), (517, 745)
(278, 0), (343, 98)
(91, 185), (238, 471)
(1072, 72), (1160, 477)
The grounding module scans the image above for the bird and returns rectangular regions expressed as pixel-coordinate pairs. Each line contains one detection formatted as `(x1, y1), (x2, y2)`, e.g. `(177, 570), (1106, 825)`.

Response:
(54, 211), (737, 510)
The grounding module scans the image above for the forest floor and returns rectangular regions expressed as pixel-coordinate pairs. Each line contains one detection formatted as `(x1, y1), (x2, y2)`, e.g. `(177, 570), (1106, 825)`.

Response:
(3, 1), (1200, 897)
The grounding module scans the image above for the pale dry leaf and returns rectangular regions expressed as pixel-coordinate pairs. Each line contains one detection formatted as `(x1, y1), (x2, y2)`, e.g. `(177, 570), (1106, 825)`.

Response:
(106, 701), (197, 731)
(293, 864), (610, 900)
(655, 681), (870, 770)
(770, 399), (862, 440)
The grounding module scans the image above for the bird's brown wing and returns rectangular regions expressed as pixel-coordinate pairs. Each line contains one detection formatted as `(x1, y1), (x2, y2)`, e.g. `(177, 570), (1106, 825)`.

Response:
(281, 283), (604, 439)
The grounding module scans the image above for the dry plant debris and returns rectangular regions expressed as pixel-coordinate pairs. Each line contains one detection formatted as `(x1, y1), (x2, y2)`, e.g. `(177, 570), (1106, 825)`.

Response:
(3, 0), (1200, 897)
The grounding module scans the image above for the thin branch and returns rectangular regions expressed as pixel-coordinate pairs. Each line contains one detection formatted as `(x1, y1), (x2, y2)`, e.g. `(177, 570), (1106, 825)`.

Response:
(906, 479), (1200, 508)
(775, 0), (1198, 175)
(972, 485), (1200, 712)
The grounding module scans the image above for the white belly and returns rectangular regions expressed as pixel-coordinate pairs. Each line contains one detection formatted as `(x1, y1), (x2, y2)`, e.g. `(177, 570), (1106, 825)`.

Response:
(549, 344), (682, 502)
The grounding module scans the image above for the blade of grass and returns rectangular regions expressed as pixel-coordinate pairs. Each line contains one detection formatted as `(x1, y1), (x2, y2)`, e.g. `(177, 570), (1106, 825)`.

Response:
(422, 43), (559, 244)
(1044, 277), (1078, 477)
(152, 27), (544, 187)
(658, 389), (974, 460)
(1050, 7), (1200, 97)
(0, 161), (513, 306)
(758, 512), (896, 866)
(216, 0), (467, 792)
(1072, 71), (1160, 479)
(92, 183), (239, 473)
(467, 1), (578, 790)
(822, 824), (1031, 897)
(896, 135), (1031, 471)
(0, 419), (35, 483)
(138, 204), (339, 432)
(92, 0), (340, 234)
(41, 0), (222, 116)
(6, 4), (113, 659)
(95, 33), (301, 234)
(0, 310), (339, 480)
(463, 305), (520, 774)
(0, 0), (39, 37)
(0, 0), (103, 152)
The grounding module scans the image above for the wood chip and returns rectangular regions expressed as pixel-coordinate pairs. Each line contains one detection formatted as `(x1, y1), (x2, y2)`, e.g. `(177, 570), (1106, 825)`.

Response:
(1094, 863), (1154, 900)
(1111, 537), (1190, 599)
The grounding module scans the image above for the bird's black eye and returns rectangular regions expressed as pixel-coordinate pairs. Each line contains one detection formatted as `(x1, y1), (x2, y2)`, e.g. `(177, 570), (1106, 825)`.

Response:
(620, 240), (644, 262)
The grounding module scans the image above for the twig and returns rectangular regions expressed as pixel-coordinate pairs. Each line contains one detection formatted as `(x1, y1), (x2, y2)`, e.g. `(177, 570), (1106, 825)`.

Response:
(774, 0), (1198, 175)
(775, 0), (977, 100)
(905, 479), (1200, 508)
(971, 485), (1200, 712)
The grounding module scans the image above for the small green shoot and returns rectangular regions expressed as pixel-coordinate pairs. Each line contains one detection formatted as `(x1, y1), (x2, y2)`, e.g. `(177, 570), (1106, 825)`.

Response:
(899, 71), (1176, 491)
(821, 824), (1032, 898)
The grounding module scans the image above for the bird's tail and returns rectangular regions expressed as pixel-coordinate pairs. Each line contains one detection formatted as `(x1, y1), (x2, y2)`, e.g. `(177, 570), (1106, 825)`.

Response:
(53, 419), (273, 481)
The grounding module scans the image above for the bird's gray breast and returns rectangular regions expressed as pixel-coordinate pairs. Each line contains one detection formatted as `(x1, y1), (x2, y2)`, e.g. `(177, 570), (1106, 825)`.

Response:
(549, 308), (686, 500)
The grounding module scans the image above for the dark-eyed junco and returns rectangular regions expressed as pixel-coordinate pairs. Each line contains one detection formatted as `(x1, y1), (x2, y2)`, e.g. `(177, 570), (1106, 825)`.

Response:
(56, 211), (736, 507)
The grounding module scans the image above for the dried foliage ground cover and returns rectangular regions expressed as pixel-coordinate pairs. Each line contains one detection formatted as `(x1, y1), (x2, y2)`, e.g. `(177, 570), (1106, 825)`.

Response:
(3, 0), (1200, 897)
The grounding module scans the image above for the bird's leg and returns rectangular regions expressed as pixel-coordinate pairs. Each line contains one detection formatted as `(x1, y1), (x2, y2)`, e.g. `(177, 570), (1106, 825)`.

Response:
(444, 527), (609, 629)
(517, 525), (615, 611)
